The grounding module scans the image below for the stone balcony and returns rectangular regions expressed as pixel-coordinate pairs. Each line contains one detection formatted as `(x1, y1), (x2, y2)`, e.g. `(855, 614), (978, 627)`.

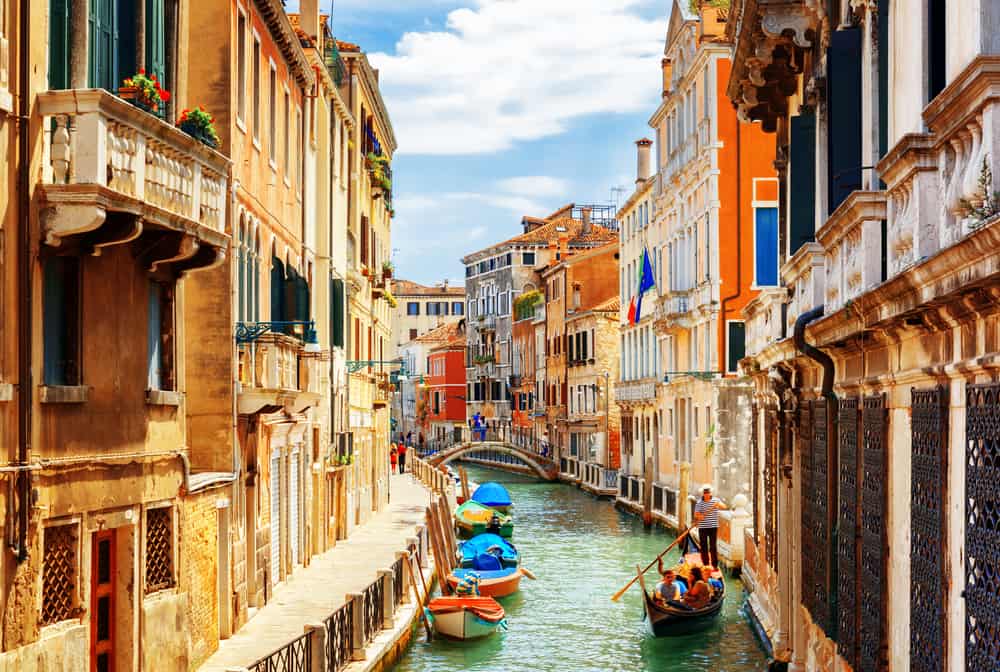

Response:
(781, 242), (825, 336)
(653, 290), (692, 334)
(238, 334), (322, 415)
(38, 89), (228, 271)
(743, 287), (789, 358)
(614, 379), (659, 405)
(817, 191), (886, 314)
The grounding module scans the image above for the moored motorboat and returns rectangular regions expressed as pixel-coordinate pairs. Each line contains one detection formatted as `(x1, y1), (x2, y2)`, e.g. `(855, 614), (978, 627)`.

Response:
(454, 500), (513, 539)
(459, 533), (519, 569)
(425, 596), (506, 640)
(448, 567), (524, 598)
(637, 535), (726, 637)
(470, 482), (513, 513)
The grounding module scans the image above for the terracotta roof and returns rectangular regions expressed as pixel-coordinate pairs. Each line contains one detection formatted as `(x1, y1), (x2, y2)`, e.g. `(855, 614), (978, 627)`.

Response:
(593, 296), (621, 312)
(416, 321), (465, 346)
(336, 39), (361, 52)
(499, 216), (617, 247)
(391, 279), (465, 297)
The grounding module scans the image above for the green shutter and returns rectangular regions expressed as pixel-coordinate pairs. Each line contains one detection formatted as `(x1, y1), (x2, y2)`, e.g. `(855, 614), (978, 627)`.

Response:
(877, 0), (889, 160)
(826, 27), (862, 214)
(88, 0), (117, 90)
(48, 0), (72, 89)
(270, 256), (284, 323)
(253, 258), (260, 321)
(295, 274), (309, 322)
(789, 111), (817, 257)
(43, 257), (80, 385)
(331, 279), (345, 349)
(145, 0), (166, 84)
(727, 321), (746, 373)
(237, 247), (245, 323)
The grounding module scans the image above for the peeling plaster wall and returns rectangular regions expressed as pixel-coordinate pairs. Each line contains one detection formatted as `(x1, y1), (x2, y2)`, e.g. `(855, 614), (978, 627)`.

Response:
(713, 380), (753, 503)
(141, 592), (191, 672)
(0, 624), (87, 672)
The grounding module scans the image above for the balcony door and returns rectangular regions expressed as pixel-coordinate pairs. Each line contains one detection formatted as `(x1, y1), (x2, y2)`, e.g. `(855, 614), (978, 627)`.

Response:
(90, 530), (116, 672)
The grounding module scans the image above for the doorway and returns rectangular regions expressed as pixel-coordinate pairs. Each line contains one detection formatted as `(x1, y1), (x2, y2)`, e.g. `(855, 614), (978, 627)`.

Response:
(91, 529), (116, 672)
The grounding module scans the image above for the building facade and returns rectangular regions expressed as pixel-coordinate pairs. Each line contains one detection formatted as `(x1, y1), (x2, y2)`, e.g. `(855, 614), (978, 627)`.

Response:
(425, 322), (468, 443)
(391, 278), (465, 349)
(727, 0), (1000, 670)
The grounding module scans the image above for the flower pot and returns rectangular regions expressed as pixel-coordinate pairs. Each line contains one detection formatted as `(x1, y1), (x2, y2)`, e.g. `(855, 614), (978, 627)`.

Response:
(178, 121), (219, 148)
(118, 86), (161, 116)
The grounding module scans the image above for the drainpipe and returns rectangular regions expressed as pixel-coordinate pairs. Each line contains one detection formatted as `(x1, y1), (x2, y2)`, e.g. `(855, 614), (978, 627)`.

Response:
(14, 0), (33, 563)
(719, 117), (742, 378)
(792, 304), (838, 637)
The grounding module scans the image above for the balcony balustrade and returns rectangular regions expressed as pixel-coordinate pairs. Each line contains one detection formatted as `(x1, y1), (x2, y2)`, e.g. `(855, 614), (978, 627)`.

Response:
(614, 379), (659, 404)
(654, 290), (692, 333)
(743, 288), (788, 359)
(238, 334), (322, 414)
(38, 89), (228, 263)
(781, 243), (825, 335)
(818, 191), (886, 313)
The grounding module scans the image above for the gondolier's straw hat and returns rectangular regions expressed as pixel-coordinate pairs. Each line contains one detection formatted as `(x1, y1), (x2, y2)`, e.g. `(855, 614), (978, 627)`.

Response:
(702, 483), (713, 492)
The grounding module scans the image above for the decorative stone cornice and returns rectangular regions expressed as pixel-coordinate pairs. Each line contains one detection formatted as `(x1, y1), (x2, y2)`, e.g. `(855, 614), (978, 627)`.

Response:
(816, 191), (887, 249)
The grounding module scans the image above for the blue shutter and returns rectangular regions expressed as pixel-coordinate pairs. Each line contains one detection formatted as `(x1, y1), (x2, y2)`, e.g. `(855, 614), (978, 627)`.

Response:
(755, 207), (779, 286)
(827, 27), (862, 214)
(148, 282), (162, 389)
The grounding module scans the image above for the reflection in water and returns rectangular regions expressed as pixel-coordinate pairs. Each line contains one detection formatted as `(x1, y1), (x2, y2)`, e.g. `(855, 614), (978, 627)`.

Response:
(394, 466), (768, 672)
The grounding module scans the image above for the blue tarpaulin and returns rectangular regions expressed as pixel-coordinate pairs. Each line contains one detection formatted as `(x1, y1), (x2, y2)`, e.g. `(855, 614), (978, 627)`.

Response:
(471, 482), (512, 508)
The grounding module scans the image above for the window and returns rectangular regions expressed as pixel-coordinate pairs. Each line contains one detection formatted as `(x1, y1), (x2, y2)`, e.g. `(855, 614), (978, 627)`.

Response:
(283, 90), (290, 177)
(88, 0), (136, 92)
(727, 321), (746, 373)
(42, 523), (79, 625)
(407, 302), (420, 316)
(43, 256), (81, 386)
(268, 64), (277, 164)
(452, 302), (464, 315)
(147, 281), (175, 391)
(146, 0), (166, 84)
(331, 278), (345, 348)
(145, 507), (175, 593)
(754, 207), (779, 286)
(48, 0), (72, 89)
(522, 252), (536, 265)
(409, 328), (418, 341)
(252, 35), (261, 141)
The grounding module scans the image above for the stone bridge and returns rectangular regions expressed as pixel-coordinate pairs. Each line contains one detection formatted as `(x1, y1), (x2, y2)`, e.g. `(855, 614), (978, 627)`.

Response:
(426, 441), (559, 481)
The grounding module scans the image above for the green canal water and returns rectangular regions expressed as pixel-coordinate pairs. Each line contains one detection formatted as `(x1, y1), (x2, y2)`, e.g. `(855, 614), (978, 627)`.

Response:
(392, 465), (769, 672)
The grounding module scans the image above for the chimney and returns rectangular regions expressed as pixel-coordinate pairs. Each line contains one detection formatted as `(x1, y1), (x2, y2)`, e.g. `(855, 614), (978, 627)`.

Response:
(300, 0), (321, 43)
(443, 279), (449, 290)
(636, 138), (653, 184)
(581, 207), (592, 235)
(558, 233), (569, 260)
(661, 58), (673, 98)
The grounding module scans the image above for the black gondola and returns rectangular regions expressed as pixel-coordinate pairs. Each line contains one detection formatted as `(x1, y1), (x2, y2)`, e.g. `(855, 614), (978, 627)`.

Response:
(637, 533), (726, 637)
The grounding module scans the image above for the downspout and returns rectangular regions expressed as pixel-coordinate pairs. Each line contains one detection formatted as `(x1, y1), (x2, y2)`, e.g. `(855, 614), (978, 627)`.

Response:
(719, 112), (742, 377)
(15, 0), (33, 563)
(792, 304), (838, 635)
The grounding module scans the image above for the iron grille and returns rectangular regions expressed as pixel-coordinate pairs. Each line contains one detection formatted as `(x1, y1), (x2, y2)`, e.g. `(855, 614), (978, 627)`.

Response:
(764, 409), (778, 569)
(145, 507), (175, 594)
(910, 386), (947, 672)
(42, 523), (79, 625)
(630, 478), (639, 502)
(619, 474), (628, 497)
(860, 394), (888, 672)
(361, 576), (384, 644)
(664, 488), (677, 517)
(392, 556), (405, 608)
(965, 383), (1000, 672)
(249, 630), (313, 672)
(325, 601), (354, 672)
(804, 399), (831, 635)
(653, 485), (664, 512)
(837, 397), (861, 669)
(799, 402), (813, 625)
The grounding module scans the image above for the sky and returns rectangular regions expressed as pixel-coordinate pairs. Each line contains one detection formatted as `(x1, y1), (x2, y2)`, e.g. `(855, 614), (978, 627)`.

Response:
(291, 0), (671, 285)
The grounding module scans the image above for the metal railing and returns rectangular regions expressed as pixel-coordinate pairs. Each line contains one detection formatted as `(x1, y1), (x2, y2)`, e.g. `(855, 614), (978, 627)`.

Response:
(391, 556), (405, 609)
(249, 630), (312, 672)
(325, 602), (353, 672)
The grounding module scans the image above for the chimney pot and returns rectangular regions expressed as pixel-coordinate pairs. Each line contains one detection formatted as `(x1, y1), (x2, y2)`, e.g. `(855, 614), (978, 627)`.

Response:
(581, 207), (592, 234)
(636, 138), (654, 184)
(661, 58), (673, 98)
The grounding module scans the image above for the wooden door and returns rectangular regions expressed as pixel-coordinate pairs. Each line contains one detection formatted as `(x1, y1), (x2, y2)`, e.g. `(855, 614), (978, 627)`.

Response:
(91, 529), (116, 672)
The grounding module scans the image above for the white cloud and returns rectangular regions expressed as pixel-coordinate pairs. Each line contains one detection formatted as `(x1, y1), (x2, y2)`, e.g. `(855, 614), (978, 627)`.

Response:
(370, 0), (664, 155)
(495, 176), (569, 199)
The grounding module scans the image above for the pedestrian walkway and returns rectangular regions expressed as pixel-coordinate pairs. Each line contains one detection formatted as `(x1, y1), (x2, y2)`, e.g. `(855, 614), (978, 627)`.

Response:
(199, 473), (433, 671)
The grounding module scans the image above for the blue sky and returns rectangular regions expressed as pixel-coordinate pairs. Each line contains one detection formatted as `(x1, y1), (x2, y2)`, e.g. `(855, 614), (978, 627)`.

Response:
(294, 1), (671, 285)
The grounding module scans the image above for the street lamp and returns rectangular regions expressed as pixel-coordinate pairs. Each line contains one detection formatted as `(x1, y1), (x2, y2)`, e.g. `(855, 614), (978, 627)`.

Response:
(235, 320), (321, 353)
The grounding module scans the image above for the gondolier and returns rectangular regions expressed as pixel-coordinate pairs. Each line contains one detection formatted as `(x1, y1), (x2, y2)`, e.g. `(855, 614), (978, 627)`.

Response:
(693, 484), (726, 568)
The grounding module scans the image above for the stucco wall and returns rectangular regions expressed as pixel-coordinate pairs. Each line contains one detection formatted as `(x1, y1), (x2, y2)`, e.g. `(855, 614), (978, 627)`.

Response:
(180, 491), (220, 668)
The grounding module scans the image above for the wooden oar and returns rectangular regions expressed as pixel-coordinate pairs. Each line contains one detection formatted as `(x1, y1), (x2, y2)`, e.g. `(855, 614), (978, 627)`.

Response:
(520, 567), (537, 580)
(404, 552), (433, 642)
(610, 527), (692, 602)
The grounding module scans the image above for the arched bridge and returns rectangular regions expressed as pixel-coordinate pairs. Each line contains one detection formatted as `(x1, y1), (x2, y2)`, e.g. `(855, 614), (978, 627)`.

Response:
(427, 441), (559, 481)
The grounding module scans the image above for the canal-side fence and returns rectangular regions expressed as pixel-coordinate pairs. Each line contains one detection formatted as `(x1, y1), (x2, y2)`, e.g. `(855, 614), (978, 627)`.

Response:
(411, 454), (455, 498)
(239, 526), (433, 672)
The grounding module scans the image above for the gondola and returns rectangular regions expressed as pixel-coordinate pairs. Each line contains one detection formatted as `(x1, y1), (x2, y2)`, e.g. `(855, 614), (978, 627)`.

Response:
(638, 533), (726, 637)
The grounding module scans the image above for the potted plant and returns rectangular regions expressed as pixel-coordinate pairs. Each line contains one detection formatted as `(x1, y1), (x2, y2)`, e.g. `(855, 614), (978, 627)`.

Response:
(383, 290), (397, 308)
(177, 106), (220, 148)
(361, 265), (371, 278)
(382, 261), (394, 279)
(119, 70), (170, 116)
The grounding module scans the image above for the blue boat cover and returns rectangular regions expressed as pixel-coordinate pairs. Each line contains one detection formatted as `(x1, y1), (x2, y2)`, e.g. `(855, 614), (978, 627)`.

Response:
(460, 534), (518, 564)
(473, 553), (503, 571)
(451, 567), (519, 581)
(471, 482), (512, 508)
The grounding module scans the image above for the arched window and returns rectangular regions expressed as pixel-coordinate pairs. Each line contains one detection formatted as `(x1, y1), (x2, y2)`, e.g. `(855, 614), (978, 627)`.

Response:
(252, 228), (261, 321)
(271, 243), (285, 323)
(237, 214), (246, 323)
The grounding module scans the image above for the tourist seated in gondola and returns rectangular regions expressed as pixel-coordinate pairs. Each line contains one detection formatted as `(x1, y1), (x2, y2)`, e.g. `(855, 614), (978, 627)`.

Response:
(703, 565), (724, 594)
(653, 564), (688, 609)
(681, 567), (712, 610)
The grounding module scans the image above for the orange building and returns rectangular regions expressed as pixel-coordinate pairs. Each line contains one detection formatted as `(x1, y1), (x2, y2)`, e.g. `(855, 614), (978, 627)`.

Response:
(635, 0), (776, 526)
(425, 322), (468, 442)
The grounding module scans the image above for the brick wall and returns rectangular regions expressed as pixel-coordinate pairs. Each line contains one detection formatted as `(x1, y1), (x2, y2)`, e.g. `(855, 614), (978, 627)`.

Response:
(180, 490), (219, 669)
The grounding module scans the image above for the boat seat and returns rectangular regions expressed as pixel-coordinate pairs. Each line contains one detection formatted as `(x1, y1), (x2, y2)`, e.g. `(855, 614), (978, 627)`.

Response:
(473, 553), (503, 571)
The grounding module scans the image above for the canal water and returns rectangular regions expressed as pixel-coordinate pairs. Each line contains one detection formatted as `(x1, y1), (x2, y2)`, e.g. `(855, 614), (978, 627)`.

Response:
(393, 465), (768, 672)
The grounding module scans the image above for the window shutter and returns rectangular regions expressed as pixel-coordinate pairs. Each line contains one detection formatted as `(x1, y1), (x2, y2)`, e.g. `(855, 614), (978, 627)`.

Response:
(146, 0), (166, 85)
(789, 112), (817, 257)
(48, 0), (72, 89)
(727, 322), (746, 373)
(331, 278), (345, 348)
(294, 273), (309, 322)
(148, 282), (162, 389)
(237, 247), (245, 323)
(43, 258), (68, 385)
(827, 27), (863, 214)
(253, 258), (260, 321)
(754, 208), (779, 286)
(582, 331), (589, 360)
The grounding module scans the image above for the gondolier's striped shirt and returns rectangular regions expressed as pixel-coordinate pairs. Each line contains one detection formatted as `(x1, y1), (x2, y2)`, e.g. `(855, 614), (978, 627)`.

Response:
(695, 498), (721, 529)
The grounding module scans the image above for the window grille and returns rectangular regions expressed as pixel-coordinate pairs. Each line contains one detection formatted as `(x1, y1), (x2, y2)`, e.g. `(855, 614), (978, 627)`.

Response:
(145, 507), (175, 593)
(42, 523), (79, 625)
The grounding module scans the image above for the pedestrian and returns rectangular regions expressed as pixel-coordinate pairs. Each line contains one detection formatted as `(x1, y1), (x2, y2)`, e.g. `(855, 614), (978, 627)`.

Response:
(398, 441), (407, 474)
(407, 431), (412, 446)
(390, 446), (398, 474)
(693, 484), (727, 568)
